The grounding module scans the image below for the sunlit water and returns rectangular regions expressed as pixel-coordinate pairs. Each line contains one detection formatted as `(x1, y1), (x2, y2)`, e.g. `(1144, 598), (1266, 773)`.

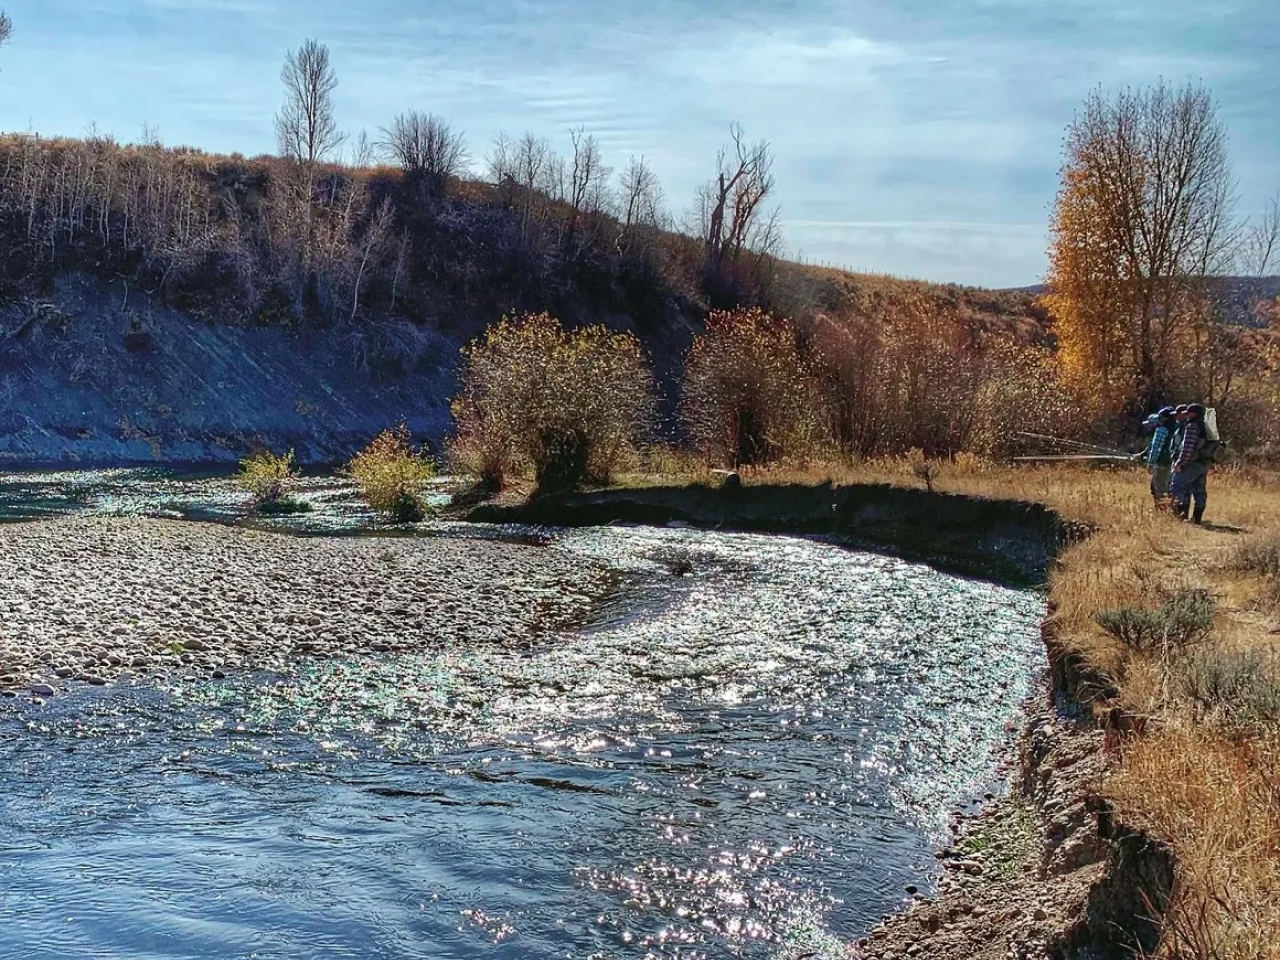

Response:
(0, 470), (1046, 959)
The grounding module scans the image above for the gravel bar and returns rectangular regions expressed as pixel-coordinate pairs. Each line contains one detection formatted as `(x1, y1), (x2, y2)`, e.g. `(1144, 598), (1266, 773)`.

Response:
(0, 516), (605, 697)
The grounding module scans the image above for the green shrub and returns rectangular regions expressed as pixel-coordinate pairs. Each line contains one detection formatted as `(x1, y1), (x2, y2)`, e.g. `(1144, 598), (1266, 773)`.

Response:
(1180, 648), (1280, 727)
(1096, 589), (1216, 653)
(237, 448), (306, 511)
(347, 424), (434, 522)
(257, 497), (314, 515)
(451, 312), (655, 494)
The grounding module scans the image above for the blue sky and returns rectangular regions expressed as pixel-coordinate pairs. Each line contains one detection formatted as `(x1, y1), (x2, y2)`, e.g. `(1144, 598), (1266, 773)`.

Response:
(1, 0), (1276, 287)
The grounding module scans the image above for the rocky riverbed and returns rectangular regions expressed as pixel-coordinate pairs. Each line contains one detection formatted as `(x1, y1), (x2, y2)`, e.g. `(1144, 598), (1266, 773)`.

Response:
(0, 516), (604, 697)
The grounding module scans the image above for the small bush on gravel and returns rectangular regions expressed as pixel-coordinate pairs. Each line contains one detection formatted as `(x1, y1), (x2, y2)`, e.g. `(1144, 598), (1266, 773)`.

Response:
(1180, 648), (1280, 727)
(1095, 588), (1216, 654)
(237, 448), (311, 513)
(347, 424), (434, 522)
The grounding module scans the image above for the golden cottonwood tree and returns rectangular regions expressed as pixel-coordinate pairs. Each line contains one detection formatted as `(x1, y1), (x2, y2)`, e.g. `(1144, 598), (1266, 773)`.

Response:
(1045, 82), (1236, 412)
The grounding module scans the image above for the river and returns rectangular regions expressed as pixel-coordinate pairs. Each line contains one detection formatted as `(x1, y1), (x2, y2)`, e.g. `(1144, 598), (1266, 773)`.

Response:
(0, 470), (1045, 959)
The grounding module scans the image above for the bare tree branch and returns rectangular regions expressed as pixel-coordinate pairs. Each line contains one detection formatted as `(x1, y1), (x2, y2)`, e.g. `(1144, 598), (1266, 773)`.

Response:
(350, 128), (375, 169)
(275, 39), (344, 168)
(0, 10), (12, 49)
(619, 155), (665, 231)
(699, 123), (775, 266)
(380, 111), (468, 193)
(1243, 195), (1280, 277)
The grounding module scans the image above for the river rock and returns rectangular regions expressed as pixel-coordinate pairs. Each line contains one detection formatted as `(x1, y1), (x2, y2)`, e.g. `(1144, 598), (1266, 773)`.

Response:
(29, 683), (56, 697)
(0, 514), (608, 693)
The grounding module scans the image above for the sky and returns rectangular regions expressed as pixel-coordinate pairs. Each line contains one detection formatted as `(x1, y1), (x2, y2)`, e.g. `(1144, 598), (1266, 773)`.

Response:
(0, 0), (1276, 288)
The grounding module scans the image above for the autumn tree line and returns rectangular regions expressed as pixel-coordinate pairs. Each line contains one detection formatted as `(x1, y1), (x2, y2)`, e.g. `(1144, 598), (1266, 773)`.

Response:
(450, 78), (1280, 490)
(447, 300), (1073, 493)
(1, 19), (1277, 472)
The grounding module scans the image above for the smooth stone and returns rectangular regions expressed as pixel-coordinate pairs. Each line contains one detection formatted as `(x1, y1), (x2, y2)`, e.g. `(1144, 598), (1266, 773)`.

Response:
(29, 684), (56, 697)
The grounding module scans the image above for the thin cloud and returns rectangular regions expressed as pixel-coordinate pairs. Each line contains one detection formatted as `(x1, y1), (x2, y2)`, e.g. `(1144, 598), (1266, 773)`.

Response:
(0, 0), (1274, 287)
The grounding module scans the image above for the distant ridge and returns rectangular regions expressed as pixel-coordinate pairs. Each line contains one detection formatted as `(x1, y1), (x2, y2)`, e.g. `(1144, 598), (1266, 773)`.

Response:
(999, 277), (1280, 327)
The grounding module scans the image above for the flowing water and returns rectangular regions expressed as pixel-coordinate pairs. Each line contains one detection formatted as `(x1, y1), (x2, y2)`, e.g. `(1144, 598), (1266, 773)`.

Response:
(0, 470), (1046, 960)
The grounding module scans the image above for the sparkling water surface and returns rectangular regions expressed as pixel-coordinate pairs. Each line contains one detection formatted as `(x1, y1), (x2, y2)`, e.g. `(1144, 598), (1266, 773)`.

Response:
(0, 470), (1045, 959)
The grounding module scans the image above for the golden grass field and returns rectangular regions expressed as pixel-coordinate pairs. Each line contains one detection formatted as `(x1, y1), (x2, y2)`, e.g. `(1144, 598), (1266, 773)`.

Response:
(611, 452), (1280, 959)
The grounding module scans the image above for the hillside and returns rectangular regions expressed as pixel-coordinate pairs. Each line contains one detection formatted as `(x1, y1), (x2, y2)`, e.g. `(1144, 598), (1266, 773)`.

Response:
(0, 135), (1053, 465)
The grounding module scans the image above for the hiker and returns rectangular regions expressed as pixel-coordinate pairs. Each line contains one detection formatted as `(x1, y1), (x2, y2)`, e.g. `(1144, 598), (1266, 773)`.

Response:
(1140, 406), (1177, 506)
(1170, 404), (1210, 524)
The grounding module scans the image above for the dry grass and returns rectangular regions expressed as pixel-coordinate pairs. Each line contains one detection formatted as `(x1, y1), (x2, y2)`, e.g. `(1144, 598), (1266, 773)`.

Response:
(612, 450), (1280, 958)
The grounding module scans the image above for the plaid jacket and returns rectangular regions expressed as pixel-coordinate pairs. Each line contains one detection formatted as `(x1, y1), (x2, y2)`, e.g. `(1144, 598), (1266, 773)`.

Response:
(1174, 420), (1204, 470)
(1147, 425), (1173, 467)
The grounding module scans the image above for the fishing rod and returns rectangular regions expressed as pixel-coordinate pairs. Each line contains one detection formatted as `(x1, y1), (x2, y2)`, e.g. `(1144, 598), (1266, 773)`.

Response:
(1015, 431), (1130, 458)
(1012, 454), (1139, 463)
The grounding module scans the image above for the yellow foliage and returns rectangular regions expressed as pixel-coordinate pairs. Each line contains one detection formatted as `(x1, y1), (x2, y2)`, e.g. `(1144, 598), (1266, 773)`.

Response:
(347, 424), (434, 521)
(236, 448), (299, 505)
(451, 312), (654, 491)
(682, 307), (821, 466)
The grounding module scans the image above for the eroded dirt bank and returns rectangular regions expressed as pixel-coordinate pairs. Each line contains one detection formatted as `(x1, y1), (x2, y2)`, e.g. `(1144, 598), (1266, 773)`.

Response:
(467, 482), (1083, 585)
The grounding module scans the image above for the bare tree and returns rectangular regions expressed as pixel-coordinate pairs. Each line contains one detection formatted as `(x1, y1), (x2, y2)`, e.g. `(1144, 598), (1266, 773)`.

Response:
(275, 39), (344, 168)
(486, 130), (516, 204)
(699, 124), (776, 267)
(351, 197), (394, 320)
(0, 10), (12, 50)
(619, 155), (665, 230)
(380, 110), (468, 193)
(568, 128), (610, 218)
(615, 155), (666, 257)
(1243, 195), (1280, 276)
(486, 131), (554, 242)
(350, 128), (376, 169)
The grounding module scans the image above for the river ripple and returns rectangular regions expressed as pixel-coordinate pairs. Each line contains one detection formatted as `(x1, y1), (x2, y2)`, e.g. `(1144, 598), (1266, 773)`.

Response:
(0, 474), (1044, 959)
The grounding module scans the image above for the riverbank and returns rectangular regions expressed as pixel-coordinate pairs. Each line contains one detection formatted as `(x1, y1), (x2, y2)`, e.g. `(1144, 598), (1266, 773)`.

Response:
(0, 516), (604, 694)
(468, 459), (1280, 959)
(466, 480), (1081, 586)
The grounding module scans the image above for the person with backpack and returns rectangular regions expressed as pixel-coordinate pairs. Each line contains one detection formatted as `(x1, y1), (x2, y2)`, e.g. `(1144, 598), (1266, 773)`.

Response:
(1170, 404), (1212, 524)
(1140, 406), (1178, 506)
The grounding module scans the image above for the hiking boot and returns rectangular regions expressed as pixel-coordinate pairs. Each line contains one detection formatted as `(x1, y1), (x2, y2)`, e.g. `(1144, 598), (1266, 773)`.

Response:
(1192, 507), (1205, 525)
